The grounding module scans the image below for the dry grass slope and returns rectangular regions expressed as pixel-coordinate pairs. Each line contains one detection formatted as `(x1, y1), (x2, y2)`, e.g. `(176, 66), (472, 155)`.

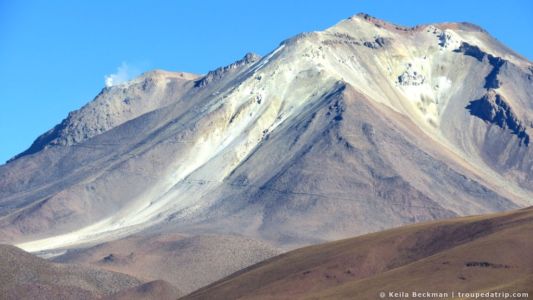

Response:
(183, 207), (533, 299)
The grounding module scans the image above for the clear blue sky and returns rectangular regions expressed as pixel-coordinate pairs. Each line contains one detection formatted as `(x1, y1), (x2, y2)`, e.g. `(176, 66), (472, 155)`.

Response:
(1, 0), (532, 163)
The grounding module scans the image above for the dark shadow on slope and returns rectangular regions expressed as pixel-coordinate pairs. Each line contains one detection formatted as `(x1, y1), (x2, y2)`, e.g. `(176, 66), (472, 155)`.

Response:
(466, 91), (529, 146)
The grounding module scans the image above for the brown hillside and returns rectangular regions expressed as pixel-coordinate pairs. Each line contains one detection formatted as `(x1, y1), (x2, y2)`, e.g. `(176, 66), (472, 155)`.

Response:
(184, 207), (533, 299)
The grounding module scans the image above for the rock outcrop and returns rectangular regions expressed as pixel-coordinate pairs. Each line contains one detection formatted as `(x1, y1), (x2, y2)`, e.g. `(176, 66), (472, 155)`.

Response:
(454, 42), (506, 89)
(466, 90), (530, 146)
(193, 52), (261, 88)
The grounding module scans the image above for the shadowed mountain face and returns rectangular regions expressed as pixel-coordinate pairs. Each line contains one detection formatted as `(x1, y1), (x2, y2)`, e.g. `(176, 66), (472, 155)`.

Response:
(466, 90), (530, 146)
(0, 13), (532, 255)
(183, 207), (533, 300)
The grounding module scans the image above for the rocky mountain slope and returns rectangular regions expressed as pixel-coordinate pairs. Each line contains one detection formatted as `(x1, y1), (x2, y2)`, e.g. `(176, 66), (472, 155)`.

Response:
(11, 71), (199, 161)
(183, 206), (533, 300)
(0, 13), (532, 255)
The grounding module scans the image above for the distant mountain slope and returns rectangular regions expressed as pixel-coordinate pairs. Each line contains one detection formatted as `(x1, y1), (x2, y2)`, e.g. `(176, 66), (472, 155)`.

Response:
(183, 207), (533, 300)
(0, 13), (532, 253)
(53, 233), (281, 294)
(104, 280), (182, 300)
(0, 244), (142, 299)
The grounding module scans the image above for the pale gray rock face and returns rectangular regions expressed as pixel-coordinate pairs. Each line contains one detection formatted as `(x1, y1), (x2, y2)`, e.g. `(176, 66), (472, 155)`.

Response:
(0, 14), (532, 254)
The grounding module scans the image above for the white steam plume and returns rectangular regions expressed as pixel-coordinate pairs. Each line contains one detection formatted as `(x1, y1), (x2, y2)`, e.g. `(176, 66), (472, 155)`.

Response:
(104, 62), (140, 87)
